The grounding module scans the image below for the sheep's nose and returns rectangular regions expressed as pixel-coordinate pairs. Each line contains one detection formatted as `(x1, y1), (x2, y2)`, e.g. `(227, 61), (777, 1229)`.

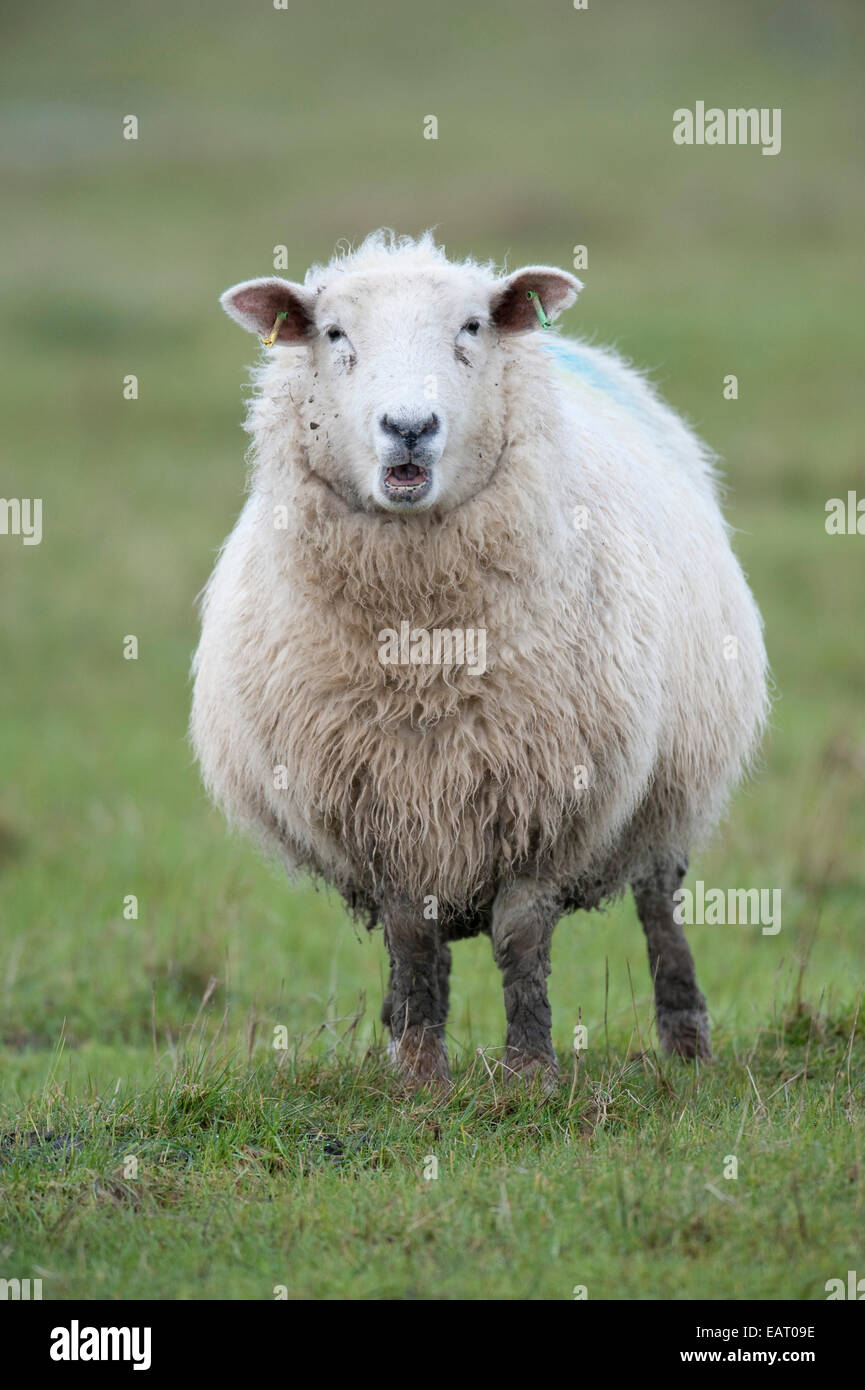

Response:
(380, 412), (439, 452)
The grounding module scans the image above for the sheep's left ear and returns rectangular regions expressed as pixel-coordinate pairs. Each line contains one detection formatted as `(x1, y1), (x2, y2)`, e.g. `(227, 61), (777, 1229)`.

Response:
(219, 276), (316, 343)
(490, 266), (582, 334)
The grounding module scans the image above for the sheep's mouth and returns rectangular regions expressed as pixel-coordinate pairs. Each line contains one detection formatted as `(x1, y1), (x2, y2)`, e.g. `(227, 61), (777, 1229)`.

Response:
(382, 461), (431, 501)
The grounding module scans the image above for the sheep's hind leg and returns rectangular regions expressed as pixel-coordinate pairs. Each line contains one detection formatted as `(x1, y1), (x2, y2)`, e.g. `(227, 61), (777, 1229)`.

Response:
(491, 878), (560, 1088)
(380, 905), (450, 1089)
(632, 857), (712, 1061)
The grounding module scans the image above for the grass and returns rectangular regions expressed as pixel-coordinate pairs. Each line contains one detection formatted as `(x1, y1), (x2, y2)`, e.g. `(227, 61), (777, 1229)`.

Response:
(1, 0), (864, 1300)
(1, 992), (861, 1301)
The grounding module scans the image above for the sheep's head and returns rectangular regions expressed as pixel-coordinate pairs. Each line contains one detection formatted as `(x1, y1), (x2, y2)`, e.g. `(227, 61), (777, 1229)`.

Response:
(220, 238), (581, 514)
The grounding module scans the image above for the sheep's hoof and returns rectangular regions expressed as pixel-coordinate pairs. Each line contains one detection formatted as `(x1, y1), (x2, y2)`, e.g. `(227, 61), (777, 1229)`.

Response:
(657, 1007), (713, 1061)
(388, 1032), (451, 1091)
(502, 1049), (559, 1094)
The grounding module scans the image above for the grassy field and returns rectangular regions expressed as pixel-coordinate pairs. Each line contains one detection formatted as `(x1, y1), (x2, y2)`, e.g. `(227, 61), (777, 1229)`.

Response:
(1, 0), (863, 1300)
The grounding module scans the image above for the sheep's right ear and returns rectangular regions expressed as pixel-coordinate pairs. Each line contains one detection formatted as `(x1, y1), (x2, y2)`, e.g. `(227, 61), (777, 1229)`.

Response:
(220, 277), (316, 344)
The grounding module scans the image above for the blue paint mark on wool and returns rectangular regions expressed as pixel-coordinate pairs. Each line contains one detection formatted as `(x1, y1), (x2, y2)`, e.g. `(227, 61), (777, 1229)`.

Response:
(539, 337), (643, 419)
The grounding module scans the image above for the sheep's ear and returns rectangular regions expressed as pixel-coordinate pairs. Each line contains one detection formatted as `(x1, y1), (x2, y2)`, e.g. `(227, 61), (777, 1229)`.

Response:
(220, 276), (316, 344)
(490, 266), (582, 334)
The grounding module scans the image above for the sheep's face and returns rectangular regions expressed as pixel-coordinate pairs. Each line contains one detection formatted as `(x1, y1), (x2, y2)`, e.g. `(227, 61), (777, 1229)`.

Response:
(310, 267), (501, 513)
(221, 248), (580, 515)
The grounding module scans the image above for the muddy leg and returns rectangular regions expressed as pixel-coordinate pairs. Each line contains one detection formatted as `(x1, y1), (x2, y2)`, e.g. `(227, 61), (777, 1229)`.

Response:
(632, 856), (712, 1060)
(491, 878), (560, 1085)
(380, 903), (450, 1087)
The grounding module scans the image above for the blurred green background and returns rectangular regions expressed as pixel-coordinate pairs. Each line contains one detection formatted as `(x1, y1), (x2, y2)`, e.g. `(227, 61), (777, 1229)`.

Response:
(1, 0), (864, 1080)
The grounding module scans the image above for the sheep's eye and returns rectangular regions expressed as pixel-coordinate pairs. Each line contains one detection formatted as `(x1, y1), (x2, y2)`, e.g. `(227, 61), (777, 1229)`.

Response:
(462, 319), (480, 336)
(326, 327), (344, 342)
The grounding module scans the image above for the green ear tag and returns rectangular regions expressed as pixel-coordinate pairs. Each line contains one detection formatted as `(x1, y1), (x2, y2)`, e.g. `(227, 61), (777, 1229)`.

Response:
(526, 290), (552, 329)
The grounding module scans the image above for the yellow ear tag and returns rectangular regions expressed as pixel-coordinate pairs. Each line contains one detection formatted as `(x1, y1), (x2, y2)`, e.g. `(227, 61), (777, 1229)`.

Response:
(261, 311), (288, 347)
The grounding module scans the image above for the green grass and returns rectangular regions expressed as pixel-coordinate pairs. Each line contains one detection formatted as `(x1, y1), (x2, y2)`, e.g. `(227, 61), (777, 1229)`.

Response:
(1, 997), (862, 1300)
(1, 0), (864, 1300)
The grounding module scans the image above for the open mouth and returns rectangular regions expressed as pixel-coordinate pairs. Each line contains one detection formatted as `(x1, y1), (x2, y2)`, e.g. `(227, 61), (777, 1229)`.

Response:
(382, 461), (431, 501)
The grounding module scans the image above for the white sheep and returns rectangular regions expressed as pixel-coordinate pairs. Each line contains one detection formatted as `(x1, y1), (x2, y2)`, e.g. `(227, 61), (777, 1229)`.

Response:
(191, 231), (768, 1087)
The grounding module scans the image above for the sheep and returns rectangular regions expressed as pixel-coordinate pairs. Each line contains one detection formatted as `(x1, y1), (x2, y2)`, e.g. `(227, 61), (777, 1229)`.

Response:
(190, 230), (769, 1089)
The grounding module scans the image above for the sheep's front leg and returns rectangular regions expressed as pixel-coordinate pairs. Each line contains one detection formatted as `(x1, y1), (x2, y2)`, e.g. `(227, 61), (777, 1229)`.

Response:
(380, 905), (450, 1088)
(491, 878), (560, 1086)
(632, 857), (712, 1060)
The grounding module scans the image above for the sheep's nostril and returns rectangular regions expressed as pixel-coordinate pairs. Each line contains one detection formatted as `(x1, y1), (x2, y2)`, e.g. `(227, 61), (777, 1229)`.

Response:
(380, 412), (440, 450)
